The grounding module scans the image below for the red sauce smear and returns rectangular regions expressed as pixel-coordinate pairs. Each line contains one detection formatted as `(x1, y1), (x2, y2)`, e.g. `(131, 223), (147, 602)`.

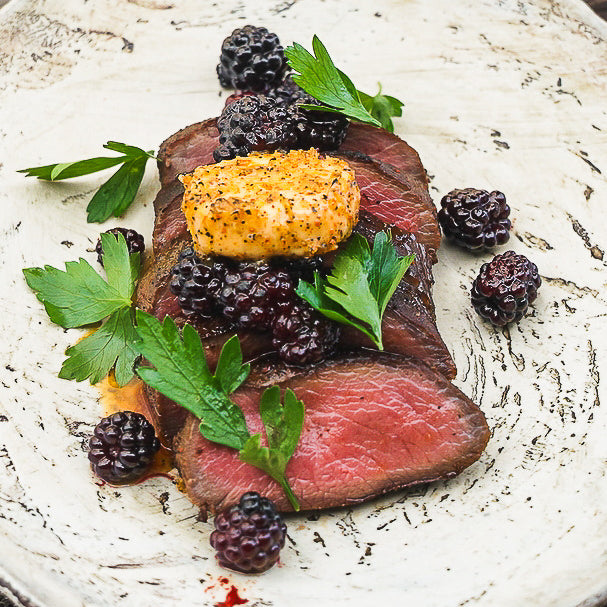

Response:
(215, 586), (248, 607)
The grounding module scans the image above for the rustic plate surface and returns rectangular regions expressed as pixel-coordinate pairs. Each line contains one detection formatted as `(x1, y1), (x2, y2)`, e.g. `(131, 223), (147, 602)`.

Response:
(1, 0), (606, 605)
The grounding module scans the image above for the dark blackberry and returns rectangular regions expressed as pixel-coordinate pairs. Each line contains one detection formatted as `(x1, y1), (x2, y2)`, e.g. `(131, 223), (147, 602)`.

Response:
(213, 95), (299, 162)
(88, 411), (160, 485)
(210, 491), (287, 574)
(275, 255), (325, 282)
(272, 301), (340, 365)
(294, 100), (349, 151)
(471, 250), (541, 326)
(169, 248), (228, 319)
(269, 75), (349, 151)
(224, 90), (256, 108)
(438, 188), (511, 251)
(266, 74), (309, 105)
(96, 227), (145, 266)
(217, 26), (287, 92)
(218, 261), (295, 330)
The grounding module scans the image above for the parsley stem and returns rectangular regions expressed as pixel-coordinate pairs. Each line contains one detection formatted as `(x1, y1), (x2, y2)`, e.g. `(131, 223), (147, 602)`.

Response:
(281, 477), (300, 511)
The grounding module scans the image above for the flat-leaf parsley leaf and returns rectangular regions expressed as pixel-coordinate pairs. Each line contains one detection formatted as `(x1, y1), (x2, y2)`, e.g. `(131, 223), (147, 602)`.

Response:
(296, 232), (414, 350)
(19, 142), (156, 223)
(285, 36), (404, 132)
(23, 232), (141, 385)
(135, 311), (305, 510)
(240, 386), (304, 511)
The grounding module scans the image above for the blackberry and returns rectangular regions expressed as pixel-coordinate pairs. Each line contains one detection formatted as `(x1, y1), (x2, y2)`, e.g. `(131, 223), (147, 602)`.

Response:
(266, 74), (309, 106)
(471, 250), (541, 326)
(88, 411), (160, 485)
(169, 250), (337, 363)
(217, 26), (287, 92)
(438, 188), (511, 251)
(210, 491), (287, 574)
(223, 90), (256, 108)
(96, 227), (145, 266)
(294, 100), (349, 151)
(213, 95), (299, 162)
(169, 248), (228, 319)
(218, 261), (295, 330)
(272, 301), (340, 365)
(269, 75), (349, 151)
(276, 255), (325, 282)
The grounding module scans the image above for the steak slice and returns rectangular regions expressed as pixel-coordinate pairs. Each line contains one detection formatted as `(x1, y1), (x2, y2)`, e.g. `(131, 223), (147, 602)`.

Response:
(345, 155), (440, 257)
(151, 119), (440, 258)
(157, 119), (218, 188)
(136, 210), (455, 402)
(339, 122), (432, 205)
(341, 213), (456, 379)
(173, 352), (489, 514)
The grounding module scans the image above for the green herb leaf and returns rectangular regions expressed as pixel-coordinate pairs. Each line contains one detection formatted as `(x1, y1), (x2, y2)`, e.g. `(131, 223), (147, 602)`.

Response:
(23, 233), (142, 385)
(134, 311), (305, 507)
(214, 335), (251, 395)
(86, 155), (148, 223)
(296, 233), (415, 349)
(285, 36), (404, 131)
(358, 85), (404, 133)
(262, 387), (305, 463)
(59, 307), (139, 385)
(18, 156), (128, 181)
(101, 233), (140, 299)
(18, 141), (156, 223)
(239, 386), (305, 511)
(285, 37), (380, 126)
(22, 260), (131, 329)
(103, 142), (155, 159)
(368, 232), (414, 316)
(135, 311), (251, 450)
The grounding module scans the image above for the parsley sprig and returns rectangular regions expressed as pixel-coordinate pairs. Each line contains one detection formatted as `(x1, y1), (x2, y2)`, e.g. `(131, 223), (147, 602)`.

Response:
(18, 142), (156, 223)
(22, 233), (141, 385)
(135, 311), (305, 511)
(296, 232), (414, 350)
(285, 36), (404, 133)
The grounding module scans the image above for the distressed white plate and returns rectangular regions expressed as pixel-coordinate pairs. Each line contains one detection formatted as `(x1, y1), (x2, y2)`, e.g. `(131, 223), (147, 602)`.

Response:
(1, 0), (606, 605)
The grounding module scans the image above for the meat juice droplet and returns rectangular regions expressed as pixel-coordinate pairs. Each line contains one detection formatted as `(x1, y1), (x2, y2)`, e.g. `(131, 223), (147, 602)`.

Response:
(214, 585), (248, 607)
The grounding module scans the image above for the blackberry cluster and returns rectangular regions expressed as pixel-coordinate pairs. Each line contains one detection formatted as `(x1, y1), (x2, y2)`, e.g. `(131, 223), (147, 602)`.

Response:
(213, 95), (299, 162)
(265, 74), (308, 105)
(272, 302), (340, 366)
(471, 250), (541, 326)
(217, 26), (287, 91)
(438, 188), (511, 251)
(169, 248), (228, 319)
(88, 411), (160, 485)
(295, 104), (349, 151)
(278, 255), (324, 282)
(170, 249), (338, 365)
(215, 76), (349, 161)
(219, 261), (294, 330)
(96, 227), (145, 266)
(210, 491), (287, 574)
(270, 77), (349, 151)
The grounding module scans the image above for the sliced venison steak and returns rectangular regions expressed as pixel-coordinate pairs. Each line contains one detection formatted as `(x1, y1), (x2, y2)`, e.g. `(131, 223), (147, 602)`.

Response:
(136, 210), (455, 395)
(151, 119), (440, 259)
(173, 353), (490, 514)
(136, 219), (455, 447)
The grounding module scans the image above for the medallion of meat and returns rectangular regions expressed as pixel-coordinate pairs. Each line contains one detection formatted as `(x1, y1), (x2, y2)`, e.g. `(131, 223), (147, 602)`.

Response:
(134, 118), (489, 511)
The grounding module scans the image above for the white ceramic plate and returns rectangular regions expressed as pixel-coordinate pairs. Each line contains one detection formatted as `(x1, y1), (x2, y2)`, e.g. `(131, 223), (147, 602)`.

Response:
(1, 0), (606, 605)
